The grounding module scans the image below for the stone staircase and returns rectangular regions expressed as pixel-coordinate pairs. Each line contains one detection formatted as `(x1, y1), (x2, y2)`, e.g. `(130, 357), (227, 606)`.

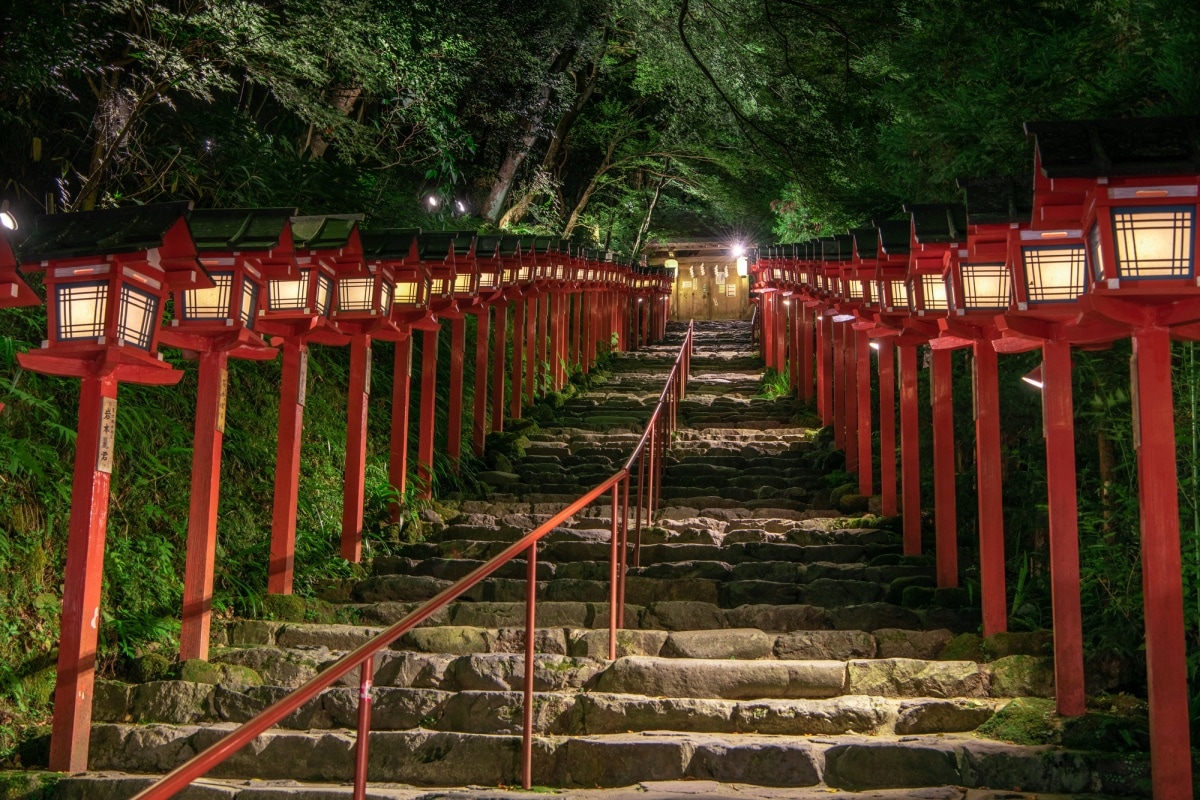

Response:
(56, 321), (1148, 798)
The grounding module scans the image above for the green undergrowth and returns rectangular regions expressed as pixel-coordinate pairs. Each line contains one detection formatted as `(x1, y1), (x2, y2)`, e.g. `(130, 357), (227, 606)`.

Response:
(977, 695), (1151, 751)
(756, 366), (791, 399)
(0, 299), (584, 763)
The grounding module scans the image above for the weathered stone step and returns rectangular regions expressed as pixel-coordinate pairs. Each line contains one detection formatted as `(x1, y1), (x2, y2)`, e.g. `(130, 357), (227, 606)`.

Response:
(223, 623), (960, 661)
(83, 725), (1151, 793)
(94, 679), (1003, 736)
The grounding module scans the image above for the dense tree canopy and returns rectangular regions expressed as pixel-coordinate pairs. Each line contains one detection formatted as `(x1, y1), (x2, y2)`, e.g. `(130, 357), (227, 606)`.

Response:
(2, 0), (1198, 248)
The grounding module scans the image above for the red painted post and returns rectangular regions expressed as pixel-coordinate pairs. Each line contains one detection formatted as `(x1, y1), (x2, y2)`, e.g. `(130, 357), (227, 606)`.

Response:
(341, 334), (371, 562)
(898, 344), (921, 555)
(878, 340), (898, 516)
(856, 329), (873, 496)
(522, 541), (538, 790)
(269, 339), (307, 595)
(1042, 338), (1085, 717)
(801, 305), (814, 403)
(472, 308), (490, 455)
(833, 322), (846, 449)
(389, 338), (412, 515)
(820, 314), (834, 425)
(931, 348), (957, 588)
(1130, 327), (1193, 798)
(352, 654), (373, 800)
(790, 300), (801, 394)
(776, 295), (787, 373)
(570, 293), (581, 368)
(536, 293), (548, 393)
(511, 299), (525, 418)
(180, 351), (229, 661)
(447, 317), (465, 466)
(972, 341), (1007, 636)
(762, 293), (775, 365)
(49, 373), (119, 773)
(845, 325), (859, 472)
(525, 292), (536, 403)
(417, 327), (439, 499)
(492, 304), (508, 433)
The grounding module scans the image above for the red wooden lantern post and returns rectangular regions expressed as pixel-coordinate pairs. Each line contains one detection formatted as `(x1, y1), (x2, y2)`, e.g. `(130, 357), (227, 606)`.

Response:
(160, 209), (295, 660)
(1025, 116), (1199, 798)
(470, 236), (506, 450)
(257, 215), (361, 593)
(942, 178), (1042, 637)
(17, 202), (208, 772)
(441, 233), (479, 468)
(903, 204), (969, 587)
(370, 231), (431, 512)
(0, 226), (42, 416)
(849, 228), (883, 495)
(792, 243), (817, 404)
(869, 220), (913, 521)
(331, 228), (418, 558)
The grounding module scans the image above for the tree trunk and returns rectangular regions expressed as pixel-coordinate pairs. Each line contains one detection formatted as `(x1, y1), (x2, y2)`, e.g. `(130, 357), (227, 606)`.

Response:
(631, 163), (668, 255)
(499, 35), (609, 229)
(307, 85), (363, 160)
(482, 48), (576, 222)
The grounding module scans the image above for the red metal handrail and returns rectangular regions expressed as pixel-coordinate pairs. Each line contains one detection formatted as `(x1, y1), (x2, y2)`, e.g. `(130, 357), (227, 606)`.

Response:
(131, 319), (693, 799)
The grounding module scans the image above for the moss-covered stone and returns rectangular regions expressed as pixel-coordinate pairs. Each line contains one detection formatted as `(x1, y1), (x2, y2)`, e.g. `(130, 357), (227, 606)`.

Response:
(987, 655), (1056, 698)
(982, 630), (1053, 659)
(490, 452), (514, 472)
(932, 586), (969, 609)
(884, 575), (936, 605)
(837, 493), (870, 514)
(828, 482), (857, 507)
(179, 658), (263, 687)
(899, 585), (935, 609)
(0, 770), (59, 799)
(938, 633), (986, 662)
(1061, 712), (1150, 751)
(262, 593), (307, 622)
(975, 697), (1059, 745)
(128, 651), (174, 683)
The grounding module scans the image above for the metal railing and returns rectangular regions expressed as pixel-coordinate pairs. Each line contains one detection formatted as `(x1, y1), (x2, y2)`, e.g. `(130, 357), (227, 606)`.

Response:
(131, 320), (694, 799)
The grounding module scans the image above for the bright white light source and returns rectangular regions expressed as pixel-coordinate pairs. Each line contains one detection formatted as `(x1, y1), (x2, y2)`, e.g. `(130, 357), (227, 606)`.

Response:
(832, 313), (855, 322)
(870, 341), (881, 351)
(732, 243), (746, 258)
(1022, 364), (1044, 390)
(0, 211), (16, 231)
(426, 195), (440, 208)
(455, 200), (466, 213)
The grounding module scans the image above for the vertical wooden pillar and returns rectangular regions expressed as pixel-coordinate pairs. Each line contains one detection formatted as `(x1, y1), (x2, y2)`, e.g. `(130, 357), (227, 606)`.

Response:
(491, 304), (508, 433)
(856, 329), (873, 496)
(536, 293), (549, 392)
(582, 293), (593, 373)
(524, 293), (536, 403)
(570, 293), (581, 368)
(511, 299), (525, 418)
(819, 314), (834, 425)
(417, 327), (439, 499)
(878, 340), (898, 516)
(472, 308), (490, 455)
(775, 296), (787, 373)
(180, 350), (230, 661)
(1042, 338), (1085, 717)
(833, 322), (846, 449)
(931, 348), (957, 588)
(973, 341), (1007, 637)
(340, 334), (371, 563)
(899, 344), (921, 555)
(269, 338), (307, 595)
(389, 337), (412, 512)
(790, 300), (801, 395)
(447, 317), (465, 466)
(1131, 328), (1193, 799)
(49, 373), (119, 773)
(844, 326), (859, 472)
(801, 305), (814, 403)
(761, 294), (773, 363)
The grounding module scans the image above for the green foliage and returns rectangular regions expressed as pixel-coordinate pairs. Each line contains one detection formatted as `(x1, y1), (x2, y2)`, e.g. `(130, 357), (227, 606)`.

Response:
(756, 367), (790, 399)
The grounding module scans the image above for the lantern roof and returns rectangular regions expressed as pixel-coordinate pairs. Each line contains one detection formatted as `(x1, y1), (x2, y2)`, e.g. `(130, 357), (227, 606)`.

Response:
(448, 230), (475, 256)
(17, 201), (195, 261)
(474, 235), (501, 259)
(290, 214), (363, 250)
(498, 236), (522, 257)
(956, 177), (1033, 226)
(1024, 116), (1200, 178)
(558, 239), (572, 255)
(360, 228), (420, 260)
(188, 208), (298, 251)
(416, 231), (460, 260)
(818, 237), (841, 261)
(850, 228), (879, 260)
(903, 203), (968, 244)
(876, 220), (910, 256)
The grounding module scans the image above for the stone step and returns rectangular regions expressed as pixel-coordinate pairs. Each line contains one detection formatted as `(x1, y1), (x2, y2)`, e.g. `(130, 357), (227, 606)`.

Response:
(83, 725), (1150, 794)
(334, 599), (975, 634)
(225, 623), (963, 660)
(94, 679), (1004, 736)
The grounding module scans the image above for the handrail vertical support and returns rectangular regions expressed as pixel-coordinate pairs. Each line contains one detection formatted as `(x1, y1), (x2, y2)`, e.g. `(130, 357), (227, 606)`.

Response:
(352, 654), (374, 800)
(608, 484), (620, 660)
(522, 541), (538, 790)
(618, 475), (630, 630)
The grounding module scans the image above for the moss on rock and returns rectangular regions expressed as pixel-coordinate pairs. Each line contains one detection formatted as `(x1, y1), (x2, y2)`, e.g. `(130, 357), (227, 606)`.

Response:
(938, 633), (986, 662)
(976, 697), (1059, 745)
